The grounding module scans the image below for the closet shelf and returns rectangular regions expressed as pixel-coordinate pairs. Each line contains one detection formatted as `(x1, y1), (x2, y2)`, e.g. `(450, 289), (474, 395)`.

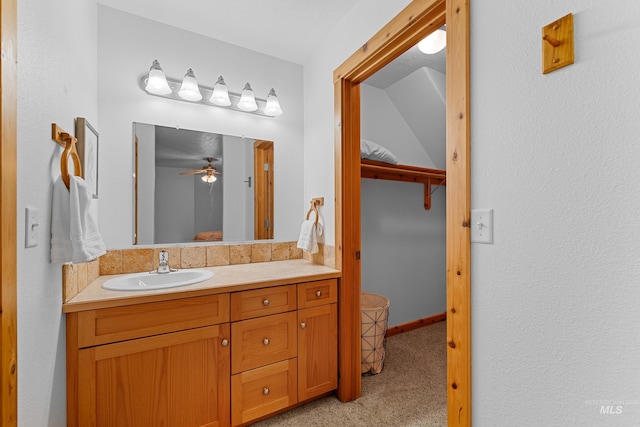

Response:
(360, 160), (446, 210)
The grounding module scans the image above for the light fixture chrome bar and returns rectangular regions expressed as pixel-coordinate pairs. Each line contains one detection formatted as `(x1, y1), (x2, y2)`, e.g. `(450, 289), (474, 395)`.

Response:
(138, 74), (277, 117)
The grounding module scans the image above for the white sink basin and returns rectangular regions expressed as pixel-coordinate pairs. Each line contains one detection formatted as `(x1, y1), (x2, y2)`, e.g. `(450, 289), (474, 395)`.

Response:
(102, 269), (214, 291)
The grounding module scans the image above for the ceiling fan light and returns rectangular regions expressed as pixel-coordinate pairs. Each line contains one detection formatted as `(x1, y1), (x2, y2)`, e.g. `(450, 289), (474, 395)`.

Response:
(264, 88), (283, 116)
(237, 82), (258, 112)
(210, 76), (231, 106)
(178, 68), (202, 101)
(145, 60), (172, 95)
(201, 174), (217, 183)
(418, 29), (446, 54)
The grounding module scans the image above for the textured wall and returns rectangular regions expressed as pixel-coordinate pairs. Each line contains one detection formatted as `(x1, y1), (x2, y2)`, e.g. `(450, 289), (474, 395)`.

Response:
(17, 0), (97, 424)
(471, 1), (640, 425)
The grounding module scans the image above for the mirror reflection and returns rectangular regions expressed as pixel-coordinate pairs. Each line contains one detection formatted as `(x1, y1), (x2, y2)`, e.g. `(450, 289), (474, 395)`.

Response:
(133, 122), (274, 244)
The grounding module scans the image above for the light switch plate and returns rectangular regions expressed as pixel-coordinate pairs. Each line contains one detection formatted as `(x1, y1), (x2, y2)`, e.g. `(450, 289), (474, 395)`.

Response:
(471, 208), (493, 244)
(25, 207), (39, 248)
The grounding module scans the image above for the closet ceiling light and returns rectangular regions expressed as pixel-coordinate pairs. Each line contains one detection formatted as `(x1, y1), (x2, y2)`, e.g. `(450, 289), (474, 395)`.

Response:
(418, 28), (446, 54)
(140, 61), (283, 117)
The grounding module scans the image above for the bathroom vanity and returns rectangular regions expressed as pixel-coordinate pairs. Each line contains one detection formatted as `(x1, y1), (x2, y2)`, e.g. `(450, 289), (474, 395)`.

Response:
(63, 260), (340, 426)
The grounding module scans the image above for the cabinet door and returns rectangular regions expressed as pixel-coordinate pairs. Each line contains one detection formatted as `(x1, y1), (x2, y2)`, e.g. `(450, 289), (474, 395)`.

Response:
(298, 303), (338, 401)
(78, 325), (230, 427)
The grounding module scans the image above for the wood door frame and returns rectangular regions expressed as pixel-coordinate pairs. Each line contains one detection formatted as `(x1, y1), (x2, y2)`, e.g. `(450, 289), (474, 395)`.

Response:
(1, 0), (18, 424)
(253, 140), (274, 240)
(333, 0), (471, 425)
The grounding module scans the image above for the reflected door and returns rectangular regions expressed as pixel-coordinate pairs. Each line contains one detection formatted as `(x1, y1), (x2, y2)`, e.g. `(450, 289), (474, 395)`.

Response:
(254, 140), (274, 239)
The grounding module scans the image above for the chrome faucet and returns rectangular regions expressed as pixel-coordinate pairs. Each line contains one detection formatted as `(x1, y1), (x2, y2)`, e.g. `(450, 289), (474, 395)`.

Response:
(155, 250), (177, 274)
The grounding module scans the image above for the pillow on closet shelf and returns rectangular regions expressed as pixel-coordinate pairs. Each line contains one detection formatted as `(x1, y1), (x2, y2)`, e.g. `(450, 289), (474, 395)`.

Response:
(360, 139), (399, 164)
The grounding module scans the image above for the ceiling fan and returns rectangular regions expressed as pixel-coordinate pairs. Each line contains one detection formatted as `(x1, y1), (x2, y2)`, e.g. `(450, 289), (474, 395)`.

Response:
(179, 157), (221, 183)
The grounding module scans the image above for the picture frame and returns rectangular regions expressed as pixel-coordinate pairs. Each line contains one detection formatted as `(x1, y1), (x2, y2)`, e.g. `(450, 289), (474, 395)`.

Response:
(75, 117), (99, 198)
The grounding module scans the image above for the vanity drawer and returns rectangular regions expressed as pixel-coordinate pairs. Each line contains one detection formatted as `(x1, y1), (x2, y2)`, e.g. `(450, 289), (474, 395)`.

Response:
(76, 293), (230, 348)
(231, 359), (297, 426)
(231, 311), (297, 374)
(231, 284), (296, 321)
(297, 279), (337, 309)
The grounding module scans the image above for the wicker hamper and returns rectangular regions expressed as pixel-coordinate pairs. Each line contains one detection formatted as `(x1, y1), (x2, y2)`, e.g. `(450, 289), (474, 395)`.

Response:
(360, 292), (390, 375)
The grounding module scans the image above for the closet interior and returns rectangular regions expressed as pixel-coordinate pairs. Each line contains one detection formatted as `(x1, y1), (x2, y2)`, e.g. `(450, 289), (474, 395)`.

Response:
(359, 29), (447, 334)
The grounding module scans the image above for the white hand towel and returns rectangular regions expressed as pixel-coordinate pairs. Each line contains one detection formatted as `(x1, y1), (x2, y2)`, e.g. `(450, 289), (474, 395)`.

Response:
(50, 177), (72, 263)
(297, 220), (317, 254)
(51, 175), (106, 264)
(296, 212), (323, 255)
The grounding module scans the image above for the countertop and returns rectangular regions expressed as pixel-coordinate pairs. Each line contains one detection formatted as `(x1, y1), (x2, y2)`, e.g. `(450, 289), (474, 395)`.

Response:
(63, 259), (340, 313)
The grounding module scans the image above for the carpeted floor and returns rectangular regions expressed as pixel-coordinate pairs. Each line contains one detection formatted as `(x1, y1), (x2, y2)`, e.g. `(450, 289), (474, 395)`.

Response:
(253, 321), (447, 426)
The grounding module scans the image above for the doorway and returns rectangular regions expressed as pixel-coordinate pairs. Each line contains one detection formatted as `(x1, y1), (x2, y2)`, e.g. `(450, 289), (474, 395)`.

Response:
(333, 0), (471, 425)
(253, 140), (274, 240)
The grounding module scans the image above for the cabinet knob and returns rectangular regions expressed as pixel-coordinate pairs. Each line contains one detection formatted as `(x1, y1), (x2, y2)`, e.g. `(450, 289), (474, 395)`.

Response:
(263, 387), (270, 396)
(300, 322), (306, 329)
(263, 299), (270, 306)
(221, 339), (229, 347)
(316, 290), (322, 297)
(263, 338), (270, 346)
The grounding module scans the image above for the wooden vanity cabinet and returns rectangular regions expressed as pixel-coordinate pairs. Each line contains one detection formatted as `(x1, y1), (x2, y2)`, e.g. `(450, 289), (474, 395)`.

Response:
(66, 293), (231, 427)
(66, 278), (338, 427)
(230, 280), (337, 426)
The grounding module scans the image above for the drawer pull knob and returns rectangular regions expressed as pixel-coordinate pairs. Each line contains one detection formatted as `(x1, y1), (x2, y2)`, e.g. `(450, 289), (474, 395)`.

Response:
(300, 322), (306, 329)
(263, 338), (270, 346)
(316, 290), (322, 297)
(221, 339), (229, 347)
(263, 299), (270, 306)
(263, 387), (270, 396)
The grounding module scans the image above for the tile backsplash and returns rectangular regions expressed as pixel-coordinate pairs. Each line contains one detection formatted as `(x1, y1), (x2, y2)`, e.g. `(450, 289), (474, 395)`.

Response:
(63, 241), (334, 303)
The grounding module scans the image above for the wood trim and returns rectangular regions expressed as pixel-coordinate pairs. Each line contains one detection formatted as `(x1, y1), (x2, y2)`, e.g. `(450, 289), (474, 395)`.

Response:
(334, 78), (362, 402)
(254, 140), (274, 240)
(334, 0), (471, 425)
(386, 312), (446, 338)
(0, 0), (18, 423)
(446, 1), (471, 425)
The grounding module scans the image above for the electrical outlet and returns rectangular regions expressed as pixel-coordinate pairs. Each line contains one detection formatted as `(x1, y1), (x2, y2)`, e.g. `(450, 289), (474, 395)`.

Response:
(471, 209), (493, 244)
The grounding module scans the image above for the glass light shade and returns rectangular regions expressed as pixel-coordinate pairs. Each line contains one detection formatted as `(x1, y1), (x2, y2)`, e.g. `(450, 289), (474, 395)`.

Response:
(418, 29), (446, 54)
(264, 88), (283, 116)
(201, 174), (217, 183)
(178, 68), (202, 101)
(145, 60), (172, 95)
(237, 82), (258, 112)
(209, 76), (231, 106)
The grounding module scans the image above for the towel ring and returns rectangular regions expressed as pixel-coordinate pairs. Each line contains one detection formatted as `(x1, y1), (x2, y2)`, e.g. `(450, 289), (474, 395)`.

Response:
(306, 201), (319, 226)
(60, 132), (82, 190)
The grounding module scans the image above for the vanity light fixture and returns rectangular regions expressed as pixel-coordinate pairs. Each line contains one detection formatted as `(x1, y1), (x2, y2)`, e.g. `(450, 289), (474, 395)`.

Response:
(264, 89), (283, 117)
(145, 60), (172, 95)
(178, 68), (203, 101)
(418, 27), (446, 54)
(140, 60), (283, 117)
(209, 76), (231, 106)
(237, 83), (258, 112)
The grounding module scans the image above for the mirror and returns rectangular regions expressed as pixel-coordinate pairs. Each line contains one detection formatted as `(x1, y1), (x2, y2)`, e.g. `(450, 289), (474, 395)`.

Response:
(133, 122), (274, 244)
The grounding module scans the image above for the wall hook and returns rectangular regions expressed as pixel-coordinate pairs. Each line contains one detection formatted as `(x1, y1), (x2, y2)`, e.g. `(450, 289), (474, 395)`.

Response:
(542, 34), (561, 48)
